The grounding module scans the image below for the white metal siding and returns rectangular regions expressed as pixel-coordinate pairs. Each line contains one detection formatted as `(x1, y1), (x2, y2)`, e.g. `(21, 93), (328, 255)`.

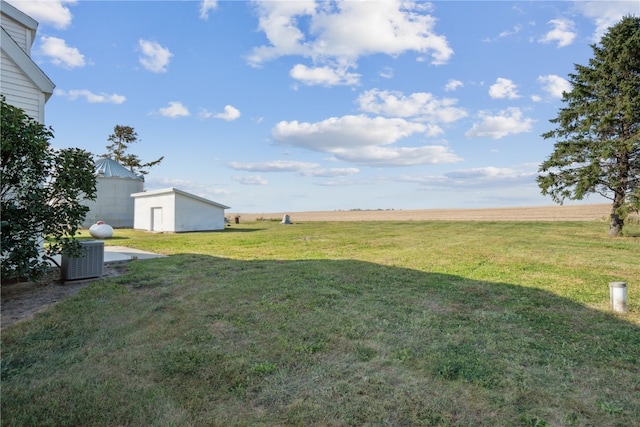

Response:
(133, 193), (176, 232)
(174, 193), (226, 232)
(132, 188), (227, 233)
(82, 177), (144, 228)
(0, 49), (43, 121)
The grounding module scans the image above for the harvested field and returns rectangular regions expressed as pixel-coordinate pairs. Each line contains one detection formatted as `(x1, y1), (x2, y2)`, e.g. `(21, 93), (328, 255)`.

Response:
(235, 203), (613, 222)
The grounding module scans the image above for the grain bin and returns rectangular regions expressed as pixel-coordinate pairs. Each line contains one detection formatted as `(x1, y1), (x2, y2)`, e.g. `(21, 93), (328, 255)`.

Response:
(81, 158), (144, 228)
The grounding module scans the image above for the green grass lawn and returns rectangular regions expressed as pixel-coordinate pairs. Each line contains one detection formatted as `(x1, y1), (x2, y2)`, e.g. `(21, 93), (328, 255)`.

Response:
(2, 220), (639, 426)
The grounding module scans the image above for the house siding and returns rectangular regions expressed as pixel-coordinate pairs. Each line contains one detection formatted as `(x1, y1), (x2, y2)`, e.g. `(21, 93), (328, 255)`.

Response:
(0, 49), (43, 120)
(1, 1), (53, 123)
(0, 14), (30, 52)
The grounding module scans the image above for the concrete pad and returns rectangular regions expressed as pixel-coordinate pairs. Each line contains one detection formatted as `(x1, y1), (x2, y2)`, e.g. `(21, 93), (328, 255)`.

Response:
(104, 245), (166, 263)
(50, 245), (165, 266)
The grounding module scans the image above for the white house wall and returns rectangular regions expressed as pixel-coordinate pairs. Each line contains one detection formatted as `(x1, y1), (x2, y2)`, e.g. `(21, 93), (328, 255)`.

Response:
(0, 49), (44, 121)
(174, 193), (226, 232)
(82, 177), (143, 228)
(1, 1), (52, 123)
(1, 13), (31, 51)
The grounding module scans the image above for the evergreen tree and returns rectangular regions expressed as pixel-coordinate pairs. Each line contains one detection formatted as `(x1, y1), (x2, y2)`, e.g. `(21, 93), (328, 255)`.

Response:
(538, 16), (640, 237)
(104, 125), (164, 175)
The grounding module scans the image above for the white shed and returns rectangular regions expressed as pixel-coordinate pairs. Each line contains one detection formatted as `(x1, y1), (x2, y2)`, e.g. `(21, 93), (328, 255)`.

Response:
(82, 158), (144, 228)
(131, 188), (230, 233)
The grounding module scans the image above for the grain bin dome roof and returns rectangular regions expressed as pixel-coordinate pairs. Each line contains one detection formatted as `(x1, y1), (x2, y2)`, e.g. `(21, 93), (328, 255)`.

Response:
(95, 158), (143, 180)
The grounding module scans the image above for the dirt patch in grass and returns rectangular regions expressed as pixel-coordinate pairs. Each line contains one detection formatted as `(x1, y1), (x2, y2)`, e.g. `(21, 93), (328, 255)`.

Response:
(1, 264), (127, 329)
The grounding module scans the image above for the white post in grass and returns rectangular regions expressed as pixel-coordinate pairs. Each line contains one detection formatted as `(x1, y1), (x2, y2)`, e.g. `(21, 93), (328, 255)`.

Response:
(609, 282), (627, 313)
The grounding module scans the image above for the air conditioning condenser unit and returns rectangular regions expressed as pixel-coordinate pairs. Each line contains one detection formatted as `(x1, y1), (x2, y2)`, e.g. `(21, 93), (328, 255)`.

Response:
(61, 240), (104, 281)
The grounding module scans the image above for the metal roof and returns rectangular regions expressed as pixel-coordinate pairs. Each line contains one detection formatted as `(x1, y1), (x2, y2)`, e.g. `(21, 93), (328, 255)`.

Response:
(95, 158), (143, 180)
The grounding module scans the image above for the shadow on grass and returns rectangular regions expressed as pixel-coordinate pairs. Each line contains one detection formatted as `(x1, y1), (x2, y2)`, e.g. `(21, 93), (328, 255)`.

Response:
(2, 253), (638, 427)
(75, 235), (130, 241)
(221, 226), (263, 233)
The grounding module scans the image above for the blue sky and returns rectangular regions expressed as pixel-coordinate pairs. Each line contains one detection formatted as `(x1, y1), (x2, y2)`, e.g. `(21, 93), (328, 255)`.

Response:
(10, 0), (639, 213)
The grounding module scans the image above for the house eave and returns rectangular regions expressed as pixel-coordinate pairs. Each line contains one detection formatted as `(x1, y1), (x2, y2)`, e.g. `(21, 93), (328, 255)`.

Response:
(1, 1), (38, 41)
(131, 187), (231, 210)
(1, 27), (55, 100)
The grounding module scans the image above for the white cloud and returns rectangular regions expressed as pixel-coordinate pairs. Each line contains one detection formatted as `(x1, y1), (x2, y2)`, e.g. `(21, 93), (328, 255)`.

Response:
(332, 145), (462, 167)
(199, 0), (217, 20)
(483, 24), (526, 42)
(7, 0), (75, 29)
(272, 115), (461, 166)
(539, 19), (576, 48)
(248, 1), (315, 64)
(290, 64), (361, 86)
(232, 175), (268, 185)
(379, 67), (394, 79)
(444, 79), (463, 92)
(39, 36), (85, 68)
(489, 78), (520, 99)
(157, 101), (190, 118)
(198, 109), (214, 119)
(273, 115), (427, 151)
(228, 160), (319, 173)
(357, 89), (467, 124)
(213, 105), (241, 121)
(315, 178), (361, 187)
(465, 108), (534, 139)
(227, 160), (359, 177)
(397, 166), (537, 189)
(302, 167), (359, 177)
(248, 0), (453, 86)
(56, 89), (125, 104)
(499, 24), (524, 38)
(445, 167), (535, 186)
(138, 39), (173, 73)
(574, 1), (640, 41)
(312, 1), (452, 63)
(538, 74), (571, 98)
(199, 106), (242, 121)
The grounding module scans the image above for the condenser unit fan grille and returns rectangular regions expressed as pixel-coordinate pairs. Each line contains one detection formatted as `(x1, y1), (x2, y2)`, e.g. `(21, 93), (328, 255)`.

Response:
(61, 241), (104, 280)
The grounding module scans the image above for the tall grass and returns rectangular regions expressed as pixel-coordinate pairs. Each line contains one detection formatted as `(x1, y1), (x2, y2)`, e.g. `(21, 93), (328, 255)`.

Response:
(2, 220), (639, 426)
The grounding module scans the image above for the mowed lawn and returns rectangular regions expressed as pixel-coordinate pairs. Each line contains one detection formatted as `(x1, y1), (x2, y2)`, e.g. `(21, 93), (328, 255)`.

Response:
(2, 220), (639, 426)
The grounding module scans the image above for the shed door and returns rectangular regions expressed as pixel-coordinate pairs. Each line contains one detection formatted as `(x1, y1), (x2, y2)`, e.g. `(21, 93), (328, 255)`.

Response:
(151, 207), (163, 231)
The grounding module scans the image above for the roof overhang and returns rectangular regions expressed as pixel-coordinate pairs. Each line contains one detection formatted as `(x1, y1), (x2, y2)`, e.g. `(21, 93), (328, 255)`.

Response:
(131, 187), (231, 210)
(1, 1), (38, 40)
(1, 27), (55, 101)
